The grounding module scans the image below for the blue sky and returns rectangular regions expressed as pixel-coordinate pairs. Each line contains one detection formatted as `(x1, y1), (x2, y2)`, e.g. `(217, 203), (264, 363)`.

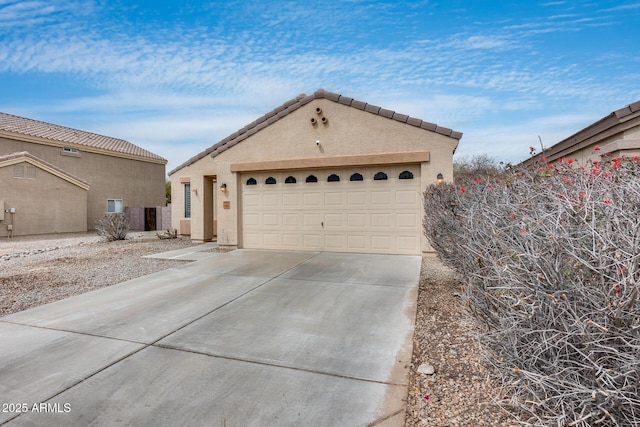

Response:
(1, 0), (639, 174)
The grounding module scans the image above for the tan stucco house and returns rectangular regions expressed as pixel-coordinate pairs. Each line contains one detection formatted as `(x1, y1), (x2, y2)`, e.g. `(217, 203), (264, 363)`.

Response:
(522, 99), (640, 166)
(169, 89), (462, 255)
(0, 112), (167, 237)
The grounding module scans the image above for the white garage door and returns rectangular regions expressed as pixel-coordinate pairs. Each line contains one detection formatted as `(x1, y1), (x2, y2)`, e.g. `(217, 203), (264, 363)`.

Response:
(240, 165), (421, 255)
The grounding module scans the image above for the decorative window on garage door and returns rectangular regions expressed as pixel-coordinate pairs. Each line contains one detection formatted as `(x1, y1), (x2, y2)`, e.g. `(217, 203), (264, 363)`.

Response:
(246, 177), (257, 185)
(350, 173), (363, 181)
(374, 172), (388, 180)
(327, 174), (340, 182)
(285, 176), (297, 184)
(265, 177), (277, 185)
(305, 175), (318, 183)
(399, 170), (414, 179)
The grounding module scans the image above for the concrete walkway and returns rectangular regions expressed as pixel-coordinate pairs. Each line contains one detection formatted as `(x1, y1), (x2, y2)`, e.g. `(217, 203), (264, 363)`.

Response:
(0, 249), (420, 426)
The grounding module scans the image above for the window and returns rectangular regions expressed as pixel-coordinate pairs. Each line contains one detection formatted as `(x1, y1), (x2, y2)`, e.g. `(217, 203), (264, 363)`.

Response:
(184, 183), (191, 218)
(327, 174), (340, 182)
(63, 147), (79, 154)
(265, 177), (277, 185)
(305, 175), (318, 183)
(285, 176), (297, 184)
(350, 173), (363, 182)
(399, 170), (414, 180)
(107, 199), (123, 213)
(374, 172), (388, 181)
(246, 178), (257, 185)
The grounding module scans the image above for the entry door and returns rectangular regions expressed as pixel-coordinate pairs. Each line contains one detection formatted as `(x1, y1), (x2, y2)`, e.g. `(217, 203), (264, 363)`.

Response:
(240, 165), (421, 254)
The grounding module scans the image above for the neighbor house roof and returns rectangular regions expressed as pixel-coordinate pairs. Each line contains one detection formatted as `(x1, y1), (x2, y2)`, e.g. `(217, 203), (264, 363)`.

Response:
(0, 112), (167, 164)
(169, 88), (463, 175)
(520, 99), (640, 166)
(0, 151), (91, 190)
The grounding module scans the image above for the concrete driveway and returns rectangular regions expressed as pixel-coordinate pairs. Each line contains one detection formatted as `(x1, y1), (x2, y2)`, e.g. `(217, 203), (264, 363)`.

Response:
(0, 249), (420, 426)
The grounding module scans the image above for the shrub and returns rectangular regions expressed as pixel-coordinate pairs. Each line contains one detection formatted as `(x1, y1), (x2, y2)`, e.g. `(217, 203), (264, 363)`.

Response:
(423, 155), (640, 426)
(95, 213), (129, 241)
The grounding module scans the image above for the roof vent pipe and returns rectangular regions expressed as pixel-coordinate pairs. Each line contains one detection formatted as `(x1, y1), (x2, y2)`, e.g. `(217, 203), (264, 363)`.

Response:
(315, 107), (323, 115)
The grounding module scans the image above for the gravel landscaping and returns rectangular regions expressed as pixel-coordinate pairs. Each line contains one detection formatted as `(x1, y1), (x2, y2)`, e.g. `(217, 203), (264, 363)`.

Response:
(1, 233), (518, 425)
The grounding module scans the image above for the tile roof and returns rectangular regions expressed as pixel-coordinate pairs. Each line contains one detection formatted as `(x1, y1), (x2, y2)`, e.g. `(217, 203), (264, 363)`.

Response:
(169, 88), (463, 175)
(0, 112), (166, 163)
(520, 99), (640, 166)
(0, 151), (90, 188)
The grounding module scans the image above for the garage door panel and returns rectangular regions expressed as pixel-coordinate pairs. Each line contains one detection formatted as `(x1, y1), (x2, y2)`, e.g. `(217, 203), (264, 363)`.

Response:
(396, 213), (418, 227)
(371, 213), (391, 227)
(282, 234), (301, 248)
(371, 235), (391, 250)
(396, 235), (420, 251)
(282, 213), (299, 226)
(324, 192), (343, 206)
(396, 190), (418, 205)
(324, 234), (344, 250)
(282, 193), (299, 207)
(303, 192), (321, 206)
(324, 213), (343, 226)
(263, 214), (280, 227)
(347, 235), (367, 250)
(371, 191), (390, 205)
(303, 234), (322, 250)
(347, 191), (367, 206)
(347, 213), (366, 227)
(303, 213), (322, 227)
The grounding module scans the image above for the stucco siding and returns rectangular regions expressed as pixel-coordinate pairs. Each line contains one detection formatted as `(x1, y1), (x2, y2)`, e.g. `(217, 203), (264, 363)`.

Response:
(0, 164), (87, 236)
(0, 137), (166, 230)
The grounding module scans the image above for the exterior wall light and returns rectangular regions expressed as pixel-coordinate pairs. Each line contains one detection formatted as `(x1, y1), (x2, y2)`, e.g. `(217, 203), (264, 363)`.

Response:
(436, 173), (444, 184)
(220, 183), (227, 193)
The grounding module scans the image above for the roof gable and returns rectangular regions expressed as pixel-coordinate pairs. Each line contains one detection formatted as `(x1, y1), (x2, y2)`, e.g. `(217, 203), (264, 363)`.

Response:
(0, 112), (166, 164)
(0, 151), (90, 190)
(169, 88), (463, 175)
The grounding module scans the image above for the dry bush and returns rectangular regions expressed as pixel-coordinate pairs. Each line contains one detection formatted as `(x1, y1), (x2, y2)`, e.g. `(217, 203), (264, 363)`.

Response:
(95, 213), (129, 242)
(423, 154), (640, 426)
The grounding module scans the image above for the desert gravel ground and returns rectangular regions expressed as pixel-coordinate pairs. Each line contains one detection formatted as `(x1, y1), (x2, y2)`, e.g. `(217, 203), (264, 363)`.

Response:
(1, 233), (518, 425)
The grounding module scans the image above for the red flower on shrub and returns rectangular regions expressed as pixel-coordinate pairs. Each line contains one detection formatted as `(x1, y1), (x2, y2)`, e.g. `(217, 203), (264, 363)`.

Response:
(579, 191), (586, 198)
(615, 284), (622, 296)
(604, 199), (612, 205)
(474, 177), (481, 184)
(567, 158), (574, 164)
(520, 227), (527, 234)
(618, 267), (626, 274)
(594, 145), (601, 151)
(558, 193), (564, 199)
(612, 157), (622, 169)
(459, 186), (466, 193)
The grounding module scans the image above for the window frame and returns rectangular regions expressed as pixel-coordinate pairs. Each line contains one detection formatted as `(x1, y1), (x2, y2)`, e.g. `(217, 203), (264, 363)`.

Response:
(107, 198), (124, 214)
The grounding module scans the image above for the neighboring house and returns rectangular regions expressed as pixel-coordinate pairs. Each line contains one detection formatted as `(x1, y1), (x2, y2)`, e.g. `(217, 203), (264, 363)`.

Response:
(169, 89), (462, 255)
(521, 99), (640, 166)
(0, 112), (167, 237)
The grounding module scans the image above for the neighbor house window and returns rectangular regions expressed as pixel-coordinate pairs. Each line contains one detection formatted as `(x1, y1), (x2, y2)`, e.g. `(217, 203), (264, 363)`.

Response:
(13, 164), (24, 178)
(107, 199), (123, 213)
(63, 147), (79, 154)
(184, 183), (191, 218)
